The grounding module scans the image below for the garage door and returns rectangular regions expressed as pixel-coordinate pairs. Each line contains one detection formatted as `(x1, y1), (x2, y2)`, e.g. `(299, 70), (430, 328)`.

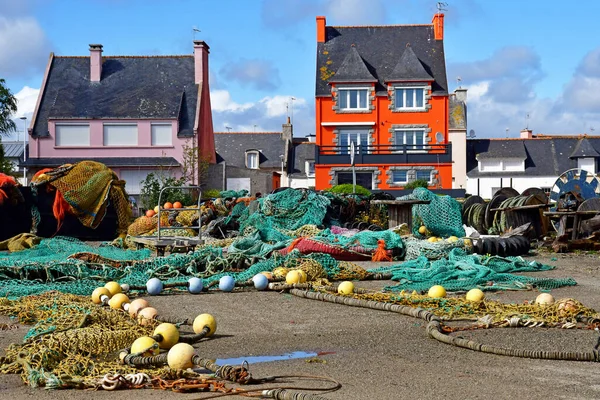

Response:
(120, 169), (155, 195)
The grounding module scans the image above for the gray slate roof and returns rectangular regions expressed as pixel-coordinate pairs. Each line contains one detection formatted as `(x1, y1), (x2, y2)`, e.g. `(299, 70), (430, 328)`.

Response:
(467, 137), (600, 178)
(32, 56), (198, 138)
(476, 140), (527, 160)
(316, 25), (448, 96)
(387, 45), (433, 82)
(290, 141), (316, 176)
(569, 138), (600, 158)
(22, 157), (179, 168)
(214, 133), (285, 169)
(328, 46), (377, 83)
(0, 141), (24, 158)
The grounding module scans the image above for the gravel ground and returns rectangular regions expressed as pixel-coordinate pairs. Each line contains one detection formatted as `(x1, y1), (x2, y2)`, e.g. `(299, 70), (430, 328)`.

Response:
(3, 250), (600, 399)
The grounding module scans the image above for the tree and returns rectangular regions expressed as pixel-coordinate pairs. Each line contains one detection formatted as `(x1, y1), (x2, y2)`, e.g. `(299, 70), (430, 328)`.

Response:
(0, 137), (16, 175)
(0, 79), (17, 137)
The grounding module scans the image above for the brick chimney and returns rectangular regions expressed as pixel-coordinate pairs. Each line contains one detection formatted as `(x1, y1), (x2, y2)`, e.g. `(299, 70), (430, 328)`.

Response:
(193, 40), (210, 85)
(316, 16), (326, 43)
(89, 44), (103, 82)
(520, 129), (533, 139)
(432, 13), (444, 40)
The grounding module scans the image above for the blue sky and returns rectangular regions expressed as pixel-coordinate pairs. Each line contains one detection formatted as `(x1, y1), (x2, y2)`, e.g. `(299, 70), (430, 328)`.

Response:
(2, 0), (600, 140)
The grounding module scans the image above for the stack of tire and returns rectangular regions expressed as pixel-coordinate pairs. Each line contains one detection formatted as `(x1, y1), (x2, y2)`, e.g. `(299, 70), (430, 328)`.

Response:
(472, 235), (530, 257)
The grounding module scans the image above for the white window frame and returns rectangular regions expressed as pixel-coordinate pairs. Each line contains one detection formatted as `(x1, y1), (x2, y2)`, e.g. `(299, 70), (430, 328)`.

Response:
(391, 170), (408, 184)
(337, 87), (370, 111)
(151, 123), (172, 146)
(478, 159), (524, 172)
(246, 150), (259, 169)
(578, 158), (595, 174)
(393, 129), (426, 153)
(103, 123), (138, 146)
(55, 123), (90, 146)
(338, 128), (370, 154)
(306, 160), (315, 177)
(415, 170), (433, 183)
(394, 86), (427, 110)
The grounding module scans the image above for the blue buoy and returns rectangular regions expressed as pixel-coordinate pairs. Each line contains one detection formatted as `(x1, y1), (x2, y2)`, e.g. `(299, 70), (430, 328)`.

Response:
(219, 276), (235, 292)
(252, 274), (269, 291)
(146, 278), (163, 296)
(188, 277), (204, 294)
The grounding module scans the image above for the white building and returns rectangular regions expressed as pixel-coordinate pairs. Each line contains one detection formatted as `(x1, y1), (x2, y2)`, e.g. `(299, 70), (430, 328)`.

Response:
(466, 130), (600, 199)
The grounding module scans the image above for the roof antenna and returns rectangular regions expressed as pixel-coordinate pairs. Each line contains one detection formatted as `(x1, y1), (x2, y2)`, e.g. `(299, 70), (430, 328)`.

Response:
(436, 2), (448, 13)
(525, 112), (530, 129)
(456, 76), (462, 88)
(192, 26), (201, 41)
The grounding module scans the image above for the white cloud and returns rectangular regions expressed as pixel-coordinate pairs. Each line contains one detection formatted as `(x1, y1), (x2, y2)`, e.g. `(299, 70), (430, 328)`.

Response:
(210, 90), (253, 113)
(0, 16), (52, 78)
(210, 90), (313, 135)
(14, 86), (39, 118)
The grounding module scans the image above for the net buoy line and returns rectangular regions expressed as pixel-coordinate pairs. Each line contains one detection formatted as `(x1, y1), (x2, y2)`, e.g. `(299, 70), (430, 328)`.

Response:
(284, 286), (600, 363)
(0, 289), (342, 397)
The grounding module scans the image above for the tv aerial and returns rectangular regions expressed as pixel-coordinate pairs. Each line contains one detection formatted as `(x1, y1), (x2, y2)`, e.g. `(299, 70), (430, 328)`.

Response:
(435, 131), (444, 143)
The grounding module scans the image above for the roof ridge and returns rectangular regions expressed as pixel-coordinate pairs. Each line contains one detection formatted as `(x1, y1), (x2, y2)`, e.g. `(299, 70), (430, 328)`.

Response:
(331, 24), (431, 28)
(56, 55), (193, 59)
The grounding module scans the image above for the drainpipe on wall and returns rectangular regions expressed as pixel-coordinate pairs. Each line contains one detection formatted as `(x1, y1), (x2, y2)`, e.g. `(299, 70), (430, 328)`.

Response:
(222, 162), (226, 191)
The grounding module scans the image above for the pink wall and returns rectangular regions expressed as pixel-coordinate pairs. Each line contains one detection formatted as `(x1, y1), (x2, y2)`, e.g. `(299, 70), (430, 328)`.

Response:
(29, 119), (191, 163)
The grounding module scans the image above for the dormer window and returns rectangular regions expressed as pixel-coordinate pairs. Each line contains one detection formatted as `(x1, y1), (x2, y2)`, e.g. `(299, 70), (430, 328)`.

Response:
(394, 86), (426, 110)
(245, 150), (259, 169)
(338, 88), (369, 110)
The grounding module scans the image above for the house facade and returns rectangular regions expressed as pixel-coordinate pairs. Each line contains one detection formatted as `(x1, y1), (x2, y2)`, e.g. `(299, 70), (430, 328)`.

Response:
(466, 131), (600, 199)
(287, 136), (316, 189)
(314, 13), (457, 195)
(25, 41), (216, 198)
(0, 141), (25, 180)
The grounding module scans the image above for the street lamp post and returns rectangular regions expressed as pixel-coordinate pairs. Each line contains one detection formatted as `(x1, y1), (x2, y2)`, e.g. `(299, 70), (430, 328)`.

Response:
(19, 116), (27, 185)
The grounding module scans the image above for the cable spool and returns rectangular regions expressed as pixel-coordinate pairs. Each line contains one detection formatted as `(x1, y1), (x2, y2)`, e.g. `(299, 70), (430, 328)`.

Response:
(484, 194), (507, 233)
(461, 195), (484, 223)
(493, 187), (519, 198)
(491, 194), (548, 238)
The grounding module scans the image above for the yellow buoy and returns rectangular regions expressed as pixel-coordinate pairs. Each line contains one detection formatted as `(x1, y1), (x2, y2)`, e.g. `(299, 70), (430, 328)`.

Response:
(337, 281), (354, 295)
(130, 336), (159, 356)
(286, 270), (302, 284)
(465, 288), (485, 302)
(296, 270), (308, 283)
(428, 285), (446, 298)
(167, 343), (196, 370)
(427, 237), (439, 243)
(418, 226), (428, 235)
(153, 323), (180, 349)
(137, 307), (158, 326)
(446, 236), (459, 243)
(91, 287), (111, 304)
(104, 281), (122, 296)
(129, 298), (149, 318)
(108, 293), (129, 310)
(463, 238), (472, 247)
(193, 313), (217, 336)
(535, 293), (555, 306)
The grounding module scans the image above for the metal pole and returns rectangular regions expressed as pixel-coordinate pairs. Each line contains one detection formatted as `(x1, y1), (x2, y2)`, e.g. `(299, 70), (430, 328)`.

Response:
(20, 116), (27, 185)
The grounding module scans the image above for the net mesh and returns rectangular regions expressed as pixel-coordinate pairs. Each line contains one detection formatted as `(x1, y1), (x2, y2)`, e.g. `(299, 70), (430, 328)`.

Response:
(398, 188), (465, 238)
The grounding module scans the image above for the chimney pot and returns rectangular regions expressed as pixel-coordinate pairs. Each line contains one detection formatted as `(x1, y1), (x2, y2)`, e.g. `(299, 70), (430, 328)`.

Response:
(520, 129), (533, 139)
(316, 16), (326, 43)
(194, 40), (210, 85)
(89, 44), (103, 82)
(432, 13), (444, 40)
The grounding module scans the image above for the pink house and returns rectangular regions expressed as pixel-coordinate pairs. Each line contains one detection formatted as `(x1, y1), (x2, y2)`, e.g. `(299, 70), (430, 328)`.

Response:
(26, 41), (216, 197)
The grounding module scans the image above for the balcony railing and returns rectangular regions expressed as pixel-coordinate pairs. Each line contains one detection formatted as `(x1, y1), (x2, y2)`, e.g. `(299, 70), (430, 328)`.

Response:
(315, 143), (452, 165)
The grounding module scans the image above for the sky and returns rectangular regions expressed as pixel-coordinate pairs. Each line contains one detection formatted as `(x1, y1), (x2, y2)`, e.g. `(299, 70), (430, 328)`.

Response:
(2, 0), (600, 142)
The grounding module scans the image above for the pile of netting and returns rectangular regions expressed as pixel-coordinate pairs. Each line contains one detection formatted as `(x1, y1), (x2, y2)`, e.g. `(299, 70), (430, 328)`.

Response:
(369, 247), (576, 293)
(398, 187), (465, 238)
(0, 236), (379, 299)
(30, 161), (132, 235)
(403, 236), (470, 260)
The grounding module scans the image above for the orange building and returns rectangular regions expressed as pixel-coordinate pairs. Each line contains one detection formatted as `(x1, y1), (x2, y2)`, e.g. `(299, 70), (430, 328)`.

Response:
(314, 13), (457, 195)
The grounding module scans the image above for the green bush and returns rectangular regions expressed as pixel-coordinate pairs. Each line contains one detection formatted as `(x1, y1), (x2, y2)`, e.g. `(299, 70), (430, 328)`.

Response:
(404, 179), (429, 190)
(326, 183), (371, 196)
(202, 188), (221, 199)
(139, 173), (195, 210)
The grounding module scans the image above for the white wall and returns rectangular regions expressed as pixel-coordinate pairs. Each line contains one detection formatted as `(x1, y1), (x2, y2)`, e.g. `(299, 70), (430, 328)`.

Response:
(449, 130), (466, 189)
(288, 176), (315, 189)
(466, 176), (557, 199)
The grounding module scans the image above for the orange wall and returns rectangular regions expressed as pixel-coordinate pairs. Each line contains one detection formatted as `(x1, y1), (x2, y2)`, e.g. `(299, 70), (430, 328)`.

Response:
(315, 85), (451, 190)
